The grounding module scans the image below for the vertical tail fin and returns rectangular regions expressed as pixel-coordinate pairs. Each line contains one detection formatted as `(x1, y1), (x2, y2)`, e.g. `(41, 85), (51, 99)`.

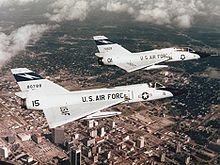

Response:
(11, 68), (69, 95)
(93, 35), (132, 56)
(93, 36), (115, 53)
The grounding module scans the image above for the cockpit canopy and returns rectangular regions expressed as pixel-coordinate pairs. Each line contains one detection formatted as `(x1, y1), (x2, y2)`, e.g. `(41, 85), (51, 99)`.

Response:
(149, 82), (165, 89)
(174, 47), (195, 53)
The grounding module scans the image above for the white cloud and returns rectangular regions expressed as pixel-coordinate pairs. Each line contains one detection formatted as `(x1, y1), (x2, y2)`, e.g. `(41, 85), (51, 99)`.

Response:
(136, 8), (171, 25)
(101, 1), (134, 14)
(1, 0), (219, 28)
(174, 15), (192, 29)
(0, 24), (50, 66)
(47, 0), (220, 28)
(45, 0), (90, 22)
(0, 0), (39, 7)
(133, 0), (214, 28)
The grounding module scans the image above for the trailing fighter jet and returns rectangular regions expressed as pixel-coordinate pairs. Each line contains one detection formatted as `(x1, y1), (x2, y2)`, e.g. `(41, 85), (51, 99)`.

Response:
(93, 36), (210, 72)
(11, 68), (184, 128)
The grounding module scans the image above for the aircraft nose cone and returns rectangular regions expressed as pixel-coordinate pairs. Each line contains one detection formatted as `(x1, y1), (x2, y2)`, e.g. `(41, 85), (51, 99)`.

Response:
(162, 87), (186, 96)
(195, 51), (210, 58)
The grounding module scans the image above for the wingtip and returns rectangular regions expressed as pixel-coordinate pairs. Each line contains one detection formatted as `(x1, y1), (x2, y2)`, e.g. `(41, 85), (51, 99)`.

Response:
(93, 35), (108, 40)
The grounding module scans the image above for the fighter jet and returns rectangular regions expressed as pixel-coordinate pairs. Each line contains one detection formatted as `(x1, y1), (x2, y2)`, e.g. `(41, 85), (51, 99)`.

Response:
(93, 36), (210, 72)
(11, 68), (183, 128)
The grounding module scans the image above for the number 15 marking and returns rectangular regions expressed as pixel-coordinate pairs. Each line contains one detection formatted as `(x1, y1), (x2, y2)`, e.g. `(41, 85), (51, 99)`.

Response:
(32, 100), (40, 107)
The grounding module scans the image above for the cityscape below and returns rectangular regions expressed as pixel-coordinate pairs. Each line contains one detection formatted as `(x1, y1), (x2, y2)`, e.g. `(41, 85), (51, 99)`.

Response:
(0, 0), (220, 165)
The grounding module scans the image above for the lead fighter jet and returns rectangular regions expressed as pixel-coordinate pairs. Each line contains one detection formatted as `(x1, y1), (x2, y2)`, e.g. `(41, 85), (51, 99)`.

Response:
(93, 36), (210, 72)
(11, 68), (183, 128)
